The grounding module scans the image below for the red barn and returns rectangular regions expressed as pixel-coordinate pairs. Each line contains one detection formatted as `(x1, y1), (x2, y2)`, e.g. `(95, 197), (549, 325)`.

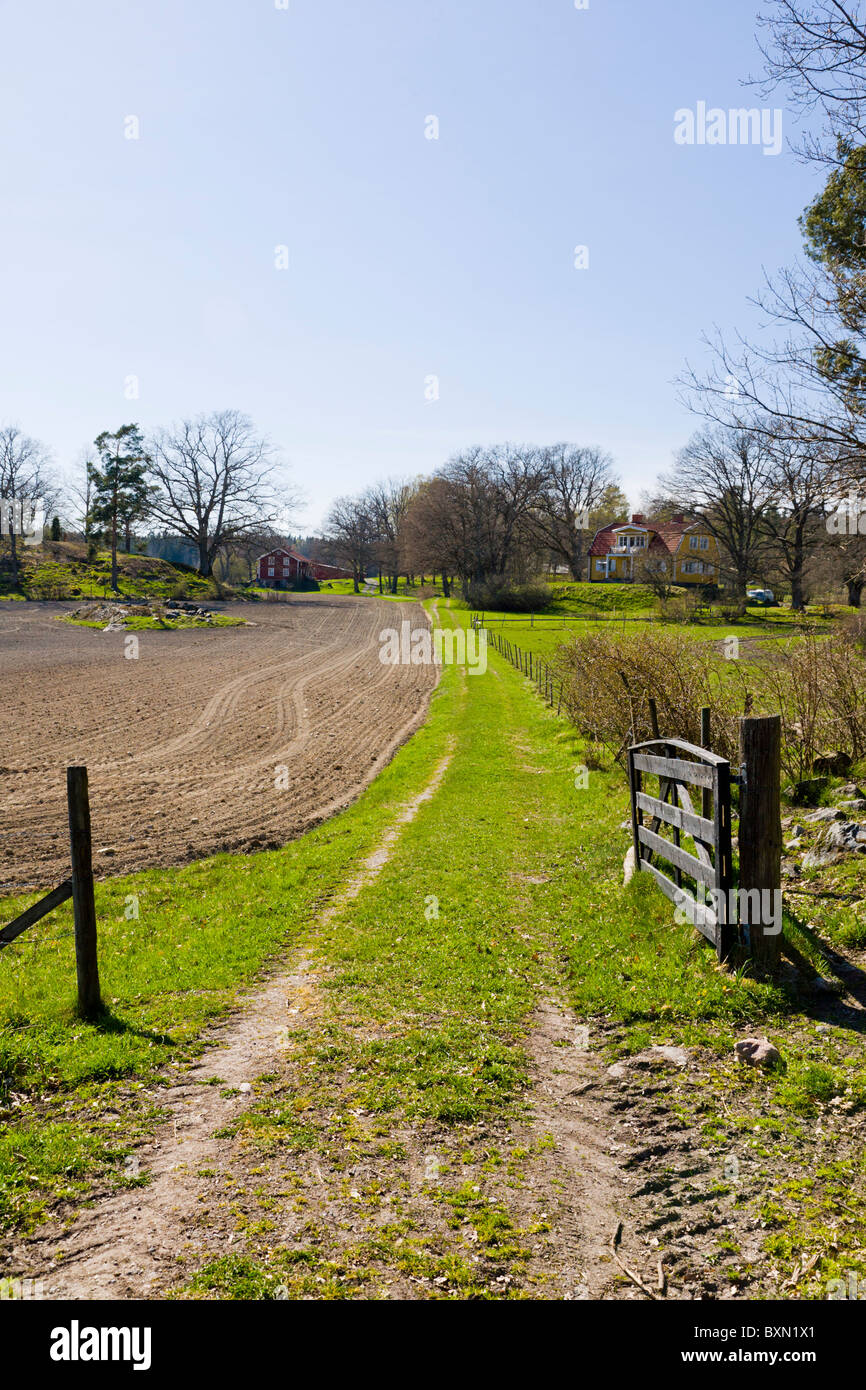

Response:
(256, 547), (313, 588)
(309, 561), (354, 582)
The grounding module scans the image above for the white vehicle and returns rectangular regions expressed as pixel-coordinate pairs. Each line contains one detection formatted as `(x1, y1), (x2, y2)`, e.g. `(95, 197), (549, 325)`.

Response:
(746, 587), (776, 605)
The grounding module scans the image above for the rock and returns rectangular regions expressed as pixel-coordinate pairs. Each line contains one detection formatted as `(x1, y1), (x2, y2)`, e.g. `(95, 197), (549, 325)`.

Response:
(808, 975), (844, 996)
(735, 1037), (783, 1070)
(802, 821), (866, 868)
(97, 847), (116, 856)
(833, 783), (865, 801)
(837, 799), (866, 813)
(623, 845), (636, 886)
(607, 1045), (691, 1077)
(645, 1045), (691, 1068)
(787, 777), (831, 805)
(803, 807), (847, 823)
(812, 751), (853, 777)
(238, 1082), (252, 1094)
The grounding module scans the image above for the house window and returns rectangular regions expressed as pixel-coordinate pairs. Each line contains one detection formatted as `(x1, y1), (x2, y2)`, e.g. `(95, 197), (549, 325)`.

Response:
(690, 536), (710, 550)
(268, 566), (275, 576)
(596, 559), (605, 572)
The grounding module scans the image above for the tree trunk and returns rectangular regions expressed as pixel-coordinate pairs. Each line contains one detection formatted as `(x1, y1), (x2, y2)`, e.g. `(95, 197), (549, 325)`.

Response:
(198, 539), (212, 577)
(442, 575), (450, 597)
(847, 577), (863, 608)
(8, 527), (19, 586)
(110, 516), (118, 591)
(789, 524), (807, 611)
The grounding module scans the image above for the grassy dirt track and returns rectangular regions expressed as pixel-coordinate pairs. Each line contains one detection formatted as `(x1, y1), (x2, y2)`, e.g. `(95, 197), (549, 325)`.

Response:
(2, 604), (866, 1299)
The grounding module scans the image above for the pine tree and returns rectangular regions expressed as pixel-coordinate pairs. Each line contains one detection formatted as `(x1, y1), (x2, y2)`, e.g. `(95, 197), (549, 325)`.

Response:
(89, 425), (152, 590)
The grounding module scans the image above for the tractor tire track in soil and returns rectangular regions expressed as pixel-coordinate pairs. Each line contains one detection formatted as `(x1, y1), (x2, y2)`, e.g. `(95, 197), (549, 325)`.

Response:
(0, 597), (435, 894)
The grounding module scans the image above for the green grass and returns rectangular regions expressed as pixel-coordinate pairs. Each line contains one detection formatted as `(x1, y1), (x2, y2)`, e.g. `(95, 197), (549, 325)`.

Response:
(0, 542), (229, 603)
(0, 596), (782, 1236)
(3, 596), (866, 1294)
(61, 613), (248, 631)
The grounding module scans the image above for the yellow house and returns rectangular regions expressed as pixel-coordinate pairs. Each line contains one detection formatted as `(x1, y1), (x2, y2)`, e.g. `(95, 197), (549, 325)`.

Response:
(587, 514), (719, 585)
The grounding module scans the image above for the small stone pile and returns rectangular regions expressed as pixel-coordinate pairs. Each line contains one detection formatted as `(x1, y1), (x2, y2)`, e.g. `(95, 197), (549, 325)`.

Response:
(70, 600), (216, 630)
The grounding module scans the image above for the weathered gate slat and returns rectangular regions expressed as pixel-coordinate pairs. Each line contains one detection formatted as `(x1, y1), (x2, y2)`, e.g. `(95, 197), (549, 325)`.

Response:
(632, 753), (715, 788)
(672, 783), (715, 869)
(635, 790), (713, 845)
(638, 859), (718, 943)
(637, 825), (718, 887)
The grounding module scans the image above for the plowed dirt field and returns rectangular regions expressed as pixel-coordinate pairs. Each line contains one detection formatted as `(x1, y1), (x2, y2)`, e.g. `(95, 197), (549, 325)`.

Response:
(0, 597), (435, 893)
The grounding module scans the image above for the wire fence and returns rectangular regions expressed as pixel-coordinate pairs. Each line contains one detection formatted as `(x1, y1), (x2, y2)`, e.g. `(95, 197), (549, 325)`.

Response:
(470, 608), (648, 631)
(483, 627), (566, 715)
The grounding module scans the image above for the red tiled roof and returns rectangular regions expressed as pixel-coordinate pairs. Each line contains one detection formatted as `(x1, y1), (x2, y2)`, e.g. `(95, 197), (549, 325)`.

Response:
(589, 517), (700, 558)
(588, 524), (621, 557)
(651, 520), (699, 551)
(256, 547), (312, 565)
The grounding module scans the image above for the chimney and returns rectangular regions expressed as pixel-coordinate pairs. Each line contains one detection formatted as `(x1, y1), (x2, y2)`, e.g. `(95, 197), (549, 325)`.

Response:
(671, 513), (685, 524)
(631, 513), (645, 525)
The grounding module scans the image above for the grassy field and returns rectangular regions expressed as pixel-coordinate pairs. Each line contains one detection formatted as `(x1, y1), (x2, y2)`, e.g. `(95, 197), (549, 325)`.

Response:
(0, 541), (228, 603)
(471, 618), (835, 667)
(1, 600), (865, 1297)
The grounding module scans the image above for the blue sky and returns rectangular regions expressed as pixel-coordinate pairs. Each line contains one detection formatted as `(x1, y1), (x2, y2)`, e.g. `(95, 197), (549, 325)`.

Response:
(0, 0), (822, 530)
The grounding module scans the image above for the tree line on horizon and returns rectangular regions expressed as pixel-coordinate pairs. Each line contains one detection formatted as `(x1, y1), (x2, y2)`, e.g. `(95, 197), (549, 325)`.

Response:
(3, 4), (866, 610)
(1, 409), (863, 609)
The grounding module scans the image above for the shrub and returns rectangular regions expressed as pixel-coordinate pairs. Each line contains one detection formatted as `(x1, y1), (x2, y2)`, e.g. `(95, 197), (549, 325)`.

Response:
(553, 626), (866, 783)
(656, 596), (690, 624)
(469, 579), (553, 613)
(553, 628), (745, 765)
(760, 634), (866, 780)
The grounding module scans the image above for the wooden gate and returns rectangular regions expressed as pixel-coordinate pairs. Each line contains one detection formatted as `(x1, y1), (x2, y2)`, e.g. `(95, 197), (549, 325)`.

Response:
(627, 738), (734, 961)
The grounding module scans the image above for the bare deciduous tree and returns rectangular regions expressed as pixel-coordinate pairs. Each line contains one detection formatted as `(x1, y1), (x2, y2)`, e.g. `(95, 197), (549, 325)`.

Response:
(662, 426), (776, 602)
(754, 0), (866, 163)
(364, 479), (414, 592)
(529, 444), (616, 579)
(325, 494), (375, 593)
(148, 410), (295, 576)
(0, 425), (55, 585)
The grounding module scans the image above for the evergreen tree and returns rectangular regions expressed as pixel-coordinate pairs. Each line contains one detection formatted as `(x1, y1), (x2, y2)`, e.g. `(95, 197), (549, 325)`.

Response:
(89, 425), (152, 590)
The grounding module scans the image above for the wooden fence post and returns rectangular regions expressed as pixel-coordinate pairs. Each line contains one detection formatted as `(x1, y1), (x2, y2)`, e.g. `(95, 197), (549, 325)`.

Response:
(67, 765), (101, 1019)
(738, 716), (782, 973)
(647, 696), (660, 739)
(700, 706), (712, 821)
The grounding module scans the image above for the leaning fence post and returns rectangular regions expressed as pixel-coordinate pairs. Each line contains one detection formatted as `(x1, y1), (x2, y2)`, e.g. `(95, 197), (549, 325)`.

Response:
(737, 716), (782, 973)
(67, 766), (101, 1019)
